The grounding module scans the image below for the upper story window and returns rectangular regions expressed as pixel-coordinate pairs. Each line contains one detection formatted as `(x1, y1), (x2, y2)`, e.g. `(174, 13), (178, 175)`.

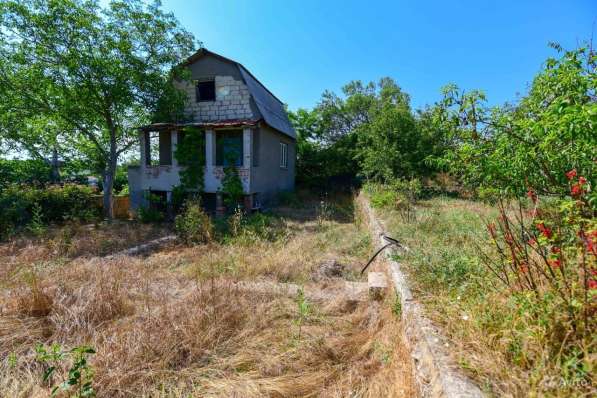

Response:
(280, 142), (288, 169)
(196, 79), (215, 102)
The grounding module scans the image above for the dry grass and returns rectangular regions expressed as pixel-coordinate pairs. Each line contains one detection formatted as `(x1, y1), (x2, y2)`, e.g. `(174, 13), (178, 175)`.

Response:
(0, 195), (416, 397)
(0, 221), (170, 289)
(378, 196), (596, 397)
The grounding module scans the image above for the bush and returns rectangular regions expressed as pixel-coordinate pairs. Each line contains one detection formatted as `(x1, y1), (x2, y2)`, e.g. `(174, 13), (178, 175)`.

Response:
(0, 183), (100, 239)
(364, 179), (422, 209)
(137, 192), (166, 223)
(481, 170), (595, 387)
(175, 200), (213, 244)
(221, 164), (244, 209)
(137, 206), (164, 223)
(0, 158), (52, 188)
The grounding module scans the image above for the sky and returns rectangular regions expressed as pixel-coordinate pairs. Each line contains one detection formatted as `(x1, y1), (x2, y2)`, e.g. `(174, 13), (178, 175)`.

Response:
(156, 0), (596, 111)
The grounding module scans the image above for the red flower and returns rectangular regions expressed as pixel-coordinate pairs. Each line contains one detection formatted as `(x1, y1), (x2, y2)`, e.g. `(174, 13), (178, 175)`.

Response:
(571, 184), (582, 197)
(549, 258), (561, 268)
(528, 238), (537, 246)
(588, 279), (597, 290)
(566, 169), (577, 180)
(579, 176), (587, 185)
(551, 246), (561, 254)
(526, 189), (538, 204)
(537, 223), (552, 239)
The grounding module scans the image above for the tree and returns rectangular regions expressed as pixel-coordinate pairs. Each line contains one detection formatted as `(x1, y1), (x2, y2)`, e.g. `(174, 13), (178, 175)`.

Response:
(437, 44), (597, 198)
(0, 0), (197, 218)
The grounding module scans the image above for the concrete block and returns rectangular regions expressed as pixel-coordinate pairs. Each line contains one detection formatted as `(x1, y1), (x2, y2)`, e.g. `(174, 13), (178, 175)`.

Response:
(368, 272), (387, 301)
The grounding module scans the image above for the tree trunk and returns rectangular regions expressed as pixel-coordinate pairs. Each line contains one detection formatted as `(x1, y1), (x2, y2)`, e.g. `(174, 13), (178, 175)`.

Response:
(103, 166), (115, 220)
(50, 147), (60, 183)
(102, 134), (118, 220)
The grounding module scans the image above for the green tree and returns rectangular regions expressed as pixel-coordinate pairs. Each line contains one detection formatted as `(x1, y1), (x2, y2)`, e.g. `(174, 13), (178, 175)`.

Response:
(437, 44), (596, 198)
(0, 0), (197, 218)
(290, 77), (441, 187)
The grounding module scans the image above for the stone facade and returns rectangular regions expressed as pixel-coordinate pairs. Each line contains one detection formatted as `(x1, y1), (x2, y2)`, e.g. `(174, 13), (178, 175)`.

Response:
(179, 75), (254, 121)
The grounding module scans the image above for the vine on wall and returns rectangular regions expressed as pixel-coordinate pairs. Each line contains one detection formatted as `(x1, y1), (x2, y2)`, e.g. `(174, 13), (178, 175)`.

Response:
(220, 151), (244, 208)
(174, 126), (206, 193)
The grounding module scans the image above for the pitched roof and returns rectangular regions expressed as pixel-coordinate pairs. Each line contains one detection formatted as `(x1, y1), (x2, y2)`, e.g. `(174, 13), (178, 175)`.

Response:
(182, 48), (296, 139)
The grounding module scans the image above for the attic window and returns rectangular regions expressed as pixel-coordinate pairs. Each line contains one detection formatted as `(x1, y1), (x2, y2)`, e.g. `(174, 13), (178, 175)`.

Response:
(196, 79), (215, 102)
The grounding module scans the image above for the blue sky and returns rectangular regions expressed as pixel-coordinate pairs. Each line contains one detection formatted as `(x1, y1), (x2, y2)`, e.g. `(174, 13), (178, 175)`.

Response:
(165, 1), (594, 110)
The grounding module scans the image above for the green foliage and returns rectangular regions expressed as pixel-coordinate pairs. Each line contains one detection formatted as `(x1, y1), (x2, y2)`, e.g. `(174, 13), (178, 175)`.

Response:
(35, 343), (96, 398)
(218, 210), (280, 245)
(174, 127), (206, 192)
(175, 199), (213, 244)
(435, 44), (596, 197)
(27, 203), (47, 237)
(221, 155), (244, 209)
(137, 193), (165, 223)
(0, 184), (100, 239)
(0, 158), (52, 188)
(0, 0), (197, 218)
(392, 293), (402, 317)
(294, 287), (311, 341)
(289, 78), (446, 189)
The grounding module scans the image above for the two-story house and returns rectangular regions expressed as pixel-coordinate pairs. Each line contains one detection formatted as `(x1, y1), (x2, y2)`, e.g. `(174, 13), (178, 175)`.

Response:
(128, 49), (296, 213)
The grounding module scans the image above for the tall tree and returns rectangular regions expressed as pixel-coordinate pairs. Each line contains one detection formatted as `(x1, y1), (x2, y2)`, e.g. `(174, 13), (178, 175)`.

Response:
(0, 0), (197, 217)
(436, 44), (597, 197)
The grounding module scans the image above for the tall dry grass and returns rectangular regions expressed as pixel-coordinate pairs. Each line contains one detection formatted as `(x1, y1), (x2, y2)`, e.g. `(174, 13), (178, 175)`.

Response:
(0, 195), (416, 397)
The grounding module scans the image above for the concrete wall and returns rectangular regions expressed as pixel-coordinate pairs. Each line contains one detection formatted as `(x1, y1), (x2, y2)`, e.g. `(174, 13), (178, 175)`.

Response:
(251, 124), (296, 205)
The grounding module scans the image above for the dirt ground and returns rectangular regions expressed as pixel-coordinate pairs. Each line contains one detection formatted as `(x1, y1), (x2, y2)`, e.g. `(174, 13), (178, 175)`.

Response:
(0, 194), (416, 397)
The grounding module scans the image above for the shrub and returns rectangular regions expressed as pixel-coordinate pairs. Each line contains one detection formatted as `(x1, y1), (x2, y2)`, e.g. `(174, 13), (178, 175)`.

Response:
(364, 179), (422, 215)
(481, 170), (595, 385)
(0, 158), (52, 188)
(175, 200), (213, 244)
(0, 184), (100, 239)
(363, 182), (399, 209)
(137, 192), (166, 223)
(221, 165), (244, 209)
(137, 206), (164, 223)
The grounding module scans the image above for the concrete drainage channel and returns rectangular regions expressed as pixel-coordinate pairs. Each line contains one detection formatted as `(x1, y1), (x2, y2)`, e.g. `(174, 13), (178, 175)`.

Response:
(357, 192), (485, 398)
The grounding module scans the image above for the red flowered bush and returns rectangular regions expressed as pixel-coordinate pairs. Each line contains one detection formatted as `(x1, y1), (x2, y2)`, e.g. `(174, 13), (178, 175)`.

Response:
(482, 170), (595, 383)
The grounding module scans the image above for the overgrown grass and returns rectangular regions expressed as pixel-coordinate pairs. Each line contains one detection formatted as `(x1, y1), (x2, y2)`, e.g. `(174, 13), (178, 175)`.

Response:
(375, 195), (595, 396)
(0, 193), (416, 397)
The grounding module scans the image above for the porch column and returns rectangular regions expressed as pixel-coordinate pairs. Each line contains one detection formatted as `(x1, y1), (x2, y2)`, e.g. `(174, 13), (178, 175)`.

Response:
(171, 130), (178, 167)
(242, 127), (252, 168)
(242, 128), (252, 195)
(205, 129), (215, 166)
(139, 131), (146, 170)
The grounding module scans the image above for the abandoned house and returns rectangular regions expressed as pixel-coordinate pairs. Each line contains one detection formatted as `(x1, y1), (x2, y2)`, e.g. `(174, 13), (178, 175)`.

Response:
(128, 48), (296, 213)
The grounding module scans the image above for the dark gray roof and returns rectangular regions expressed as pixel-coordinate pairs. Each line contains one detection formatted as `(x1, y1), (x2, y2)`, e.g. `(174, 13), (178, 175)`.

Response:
(183, 49), (296, 139)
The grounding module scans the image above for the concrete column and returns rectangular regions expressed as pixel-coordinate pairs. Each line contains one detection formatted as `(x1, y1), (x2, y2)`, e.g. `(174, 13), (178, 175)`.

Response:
(166, 191), (173, 220)
(171, 130), (178, 167)
(139, 131), (146, 170)
(205, 129), (215, 166)
(242, 127), (252, 168)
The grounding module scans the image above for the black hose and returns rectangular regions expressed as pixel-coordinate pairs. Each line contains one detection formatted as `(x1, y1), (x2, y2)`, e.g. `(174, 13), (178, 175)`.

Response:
(360, 235), (402, 275)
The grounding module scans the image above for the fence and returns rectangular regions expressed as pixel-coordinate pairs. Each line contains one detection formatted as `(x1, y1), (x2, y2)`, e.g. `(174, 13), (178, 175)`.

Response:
(94, 195), (130, 219)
